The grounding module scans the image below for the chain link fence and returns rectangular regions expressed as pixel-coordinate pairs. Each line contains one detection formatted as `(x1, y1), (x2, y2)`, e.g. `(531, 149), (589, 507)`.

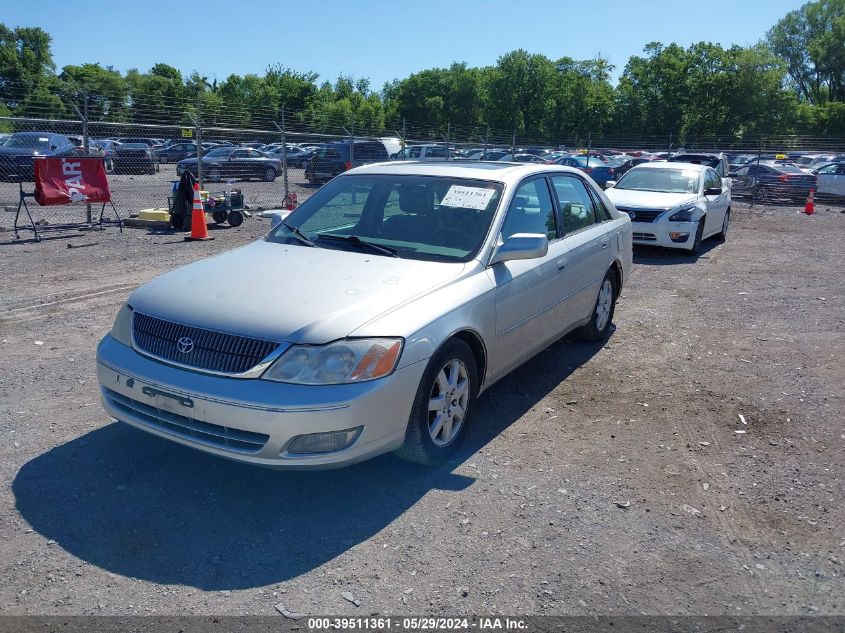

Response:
(2, 94), (844, 230)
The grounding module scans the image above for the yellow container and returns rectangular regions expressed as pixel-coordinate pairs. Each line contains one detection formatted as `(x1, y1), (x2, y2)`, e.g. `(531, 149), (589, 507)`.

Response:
(137, 208), (172, 222)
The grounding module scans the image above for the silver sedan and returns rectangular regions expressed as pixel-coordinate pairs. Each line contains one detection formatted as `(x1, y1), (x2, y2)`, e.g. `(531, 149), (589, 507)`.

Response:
(97, 162), (632, 468)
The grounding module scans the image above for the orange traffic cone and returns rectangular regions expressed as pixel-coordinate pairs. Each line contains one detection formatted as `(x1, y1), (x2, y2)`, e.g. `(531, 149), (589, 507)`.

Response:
(804, 190), (814, 215)
(184, 182), (214, 241)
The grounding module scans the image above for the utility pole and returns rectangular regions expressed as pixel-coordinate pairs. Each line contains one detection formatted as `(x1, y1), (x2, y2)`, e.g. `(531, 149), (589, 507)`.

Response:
(279, 105), (289, 201)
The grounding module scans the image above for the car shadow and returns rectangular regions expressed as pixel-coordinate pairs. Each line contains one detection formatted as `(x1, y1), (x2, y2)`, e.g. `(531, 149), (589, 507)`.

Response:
(633, 239), (720, 265)
(13, 333), (609, 590)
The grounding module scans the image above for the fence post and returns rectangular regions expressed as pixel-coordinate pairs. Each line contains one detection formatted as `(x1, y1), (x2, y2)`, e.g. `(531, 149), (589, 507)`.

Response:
(402, 118), (406, 152)
(72, 92), (92, 223)
(511, 129), (516, 158)
(585, 132), (592, 170)
(668, 132), (673, 156)
(350, 118), (355, 168)
(484, 126), (489, 157)
(281, 106), (289, 202)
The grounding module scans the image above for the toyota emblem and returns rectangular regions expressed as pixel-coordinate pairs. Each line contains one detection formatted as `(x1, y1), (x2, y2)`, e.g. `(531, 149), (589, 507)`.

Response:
(177, 337), (195, 354)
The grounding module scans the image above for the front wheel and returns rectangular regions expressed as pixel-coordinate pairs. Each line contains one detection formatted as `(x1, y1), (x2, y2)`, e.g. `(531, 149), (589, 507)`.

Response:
(716, 209), (730, 242)
(263, 167), (277, 182)
(688, 219), (705, 255)
(575, 270), (617, 341)
(395, 339), (478, 466)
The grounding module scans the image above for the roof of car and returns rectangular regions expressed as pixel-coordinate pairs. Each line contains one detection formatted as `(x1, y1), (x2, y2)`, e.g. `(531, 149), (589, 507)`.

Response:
(348, 160), (585, 183)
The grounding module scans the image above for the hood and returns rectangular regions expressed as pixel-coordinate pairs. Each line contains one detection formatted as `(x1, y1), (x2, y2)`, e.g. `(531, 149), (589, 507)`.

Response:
(128, 240), (468, 344)
(605, 188), (698, 209)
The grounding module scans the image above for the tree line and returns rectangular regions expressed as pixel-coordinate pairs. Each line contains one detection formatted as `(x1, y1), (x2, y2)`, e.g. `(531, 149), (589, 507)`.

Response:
(0, 0), (843, 144)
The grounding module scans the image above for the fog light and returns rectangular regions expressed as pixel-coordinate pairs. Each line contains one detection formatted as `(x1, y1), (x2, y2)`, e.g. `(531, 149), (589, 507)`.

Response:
(669, 232), (690, 242)
(286, 427), (363, 455)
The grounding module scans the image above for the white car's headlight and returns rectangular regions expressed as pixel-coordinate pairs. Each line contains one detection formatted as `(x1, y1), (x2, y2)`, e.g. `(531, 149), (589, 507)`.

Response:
(263, 338), (403, 385)
(669, 206), (696, 221)
(111, 303), (133, 346)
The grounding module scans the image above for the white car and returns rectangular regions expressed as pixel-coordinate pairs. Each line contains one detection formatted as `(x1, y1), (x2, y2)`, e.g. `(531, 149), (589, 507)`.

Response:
(605, 162), (730, 254)
(814, 163), (845, 197)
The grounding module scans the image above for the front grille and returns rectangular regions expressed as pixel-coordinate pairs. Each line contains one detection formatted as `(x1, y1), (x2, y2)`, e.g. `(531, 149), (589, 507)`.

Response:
(133, 311), (279, 375)
(103, 387), (268, 453)
(616, 207), (666, 223)
(633, 232), (657, 241)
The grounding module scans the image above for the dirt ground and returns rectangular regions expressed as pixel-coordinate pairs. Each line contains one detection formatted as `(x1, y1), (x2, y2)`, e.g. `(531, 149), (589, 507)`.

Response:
(0, 199), (842, 617)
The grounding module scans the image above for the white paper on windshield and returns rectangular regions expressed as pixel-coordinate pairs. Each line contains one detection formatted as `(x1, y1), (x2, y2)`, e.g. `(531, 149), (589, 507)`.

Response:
(440, 185), (495, 210)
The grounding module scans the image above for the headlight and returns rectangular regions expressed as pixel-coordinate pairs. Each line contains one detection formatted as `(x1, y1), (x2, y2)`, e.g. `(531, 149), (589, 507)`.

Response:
(111, 303), (133, 346)
(669, 206), (696, 222)
(263, 338), (403, 385)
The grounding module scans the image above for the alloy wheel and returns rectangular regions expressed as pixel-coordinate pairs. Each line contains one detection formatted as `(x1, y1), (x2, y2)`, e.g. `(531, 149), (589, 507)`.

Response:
(595, 278), (613, 331)
(427, 359), (470, 447)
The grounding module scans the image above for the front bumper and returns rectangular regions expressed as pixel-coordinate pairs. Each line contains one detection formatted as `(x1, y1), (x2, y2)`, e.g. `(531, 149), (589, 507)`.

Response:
(631, 219), (697, 250)
(96, 335), (425, 469)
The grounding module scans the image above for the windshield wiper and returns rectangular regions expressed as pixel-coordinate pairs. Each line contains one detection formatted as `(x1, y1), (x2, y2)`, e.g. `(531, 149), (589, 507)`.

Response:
(282, 222), (315, 247)
(315, 234), (399, 257)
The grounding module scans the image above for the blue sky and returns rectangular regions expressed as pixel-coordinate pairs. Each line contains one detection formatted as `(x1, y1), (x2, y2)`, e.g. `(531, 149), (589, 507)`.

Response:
(7, 0), (806, 89)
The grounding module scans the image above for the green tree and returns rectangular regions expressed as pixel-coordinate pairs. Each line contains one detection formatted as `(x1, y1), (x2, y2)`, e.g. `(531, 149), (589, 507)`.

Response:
(767, 0), (845, 103)
(58, 63), (128, 121)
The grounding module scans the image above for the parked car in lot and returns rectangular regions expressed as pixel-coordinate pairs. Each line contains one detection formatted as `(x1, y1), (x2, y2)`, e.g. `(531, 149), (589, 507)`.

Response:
(605, 162), (730, 255)
(177, 146), (282, 181)
(97, 161), (632, 468)
(728, 163), (816, 201)
(266, 145), (314, 167)
(813, 162), (845, 198)
(0, 132), (77, 181)
(112, 143), (159, 175)
(394, 144), (451, 161)
(550, 155), (619, 188)
(156, 142), (202, 163)
(495, 153), (546, 163)
(667, 153), (731, 180)
(113, 137), (159, 147)
(304, 140), (390, 183)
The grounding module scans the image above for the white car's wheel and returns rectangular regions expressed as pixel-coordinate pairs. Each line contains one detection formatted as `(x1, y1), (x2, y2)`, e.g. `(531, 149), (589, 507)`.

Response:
(716, 209), (730, 242)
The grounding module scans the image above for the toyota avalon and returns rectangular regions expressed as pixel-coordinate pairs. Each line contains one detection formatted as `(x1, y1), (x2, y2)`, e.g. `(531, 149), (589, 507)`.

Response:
(97, 162), (632, 468)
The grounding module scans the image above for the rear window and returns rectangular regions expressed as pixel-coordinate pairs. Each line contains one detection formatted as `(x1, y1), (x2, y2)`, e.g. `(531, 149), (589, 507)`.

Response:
(776, 165), (806, 174)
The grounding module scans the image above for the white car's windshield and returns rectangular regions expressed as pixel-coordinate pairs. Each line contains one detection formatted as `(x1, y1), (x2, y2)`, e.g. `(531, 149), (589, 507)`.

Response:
(615, 168), (700, 194)
(267, 174), (503, 262)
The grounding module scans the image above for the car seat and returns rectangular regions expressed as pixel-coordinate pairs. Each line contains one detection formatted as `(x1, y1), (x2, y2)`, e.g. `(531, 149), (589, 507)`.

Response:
(381, 185), (437, 241)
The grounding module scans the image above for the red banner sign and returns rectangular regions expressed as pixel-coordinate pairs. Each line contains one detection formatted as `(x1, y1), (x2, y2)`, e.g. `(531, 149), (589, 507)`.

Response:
(34, 157), (111, 206)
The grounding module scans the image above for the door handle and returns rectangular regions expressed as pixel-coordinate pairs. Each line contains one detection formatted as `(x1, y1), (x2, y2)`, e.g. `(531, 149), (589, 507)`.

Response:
(601, 238), (609, 249)
(557, 258), (568, 271)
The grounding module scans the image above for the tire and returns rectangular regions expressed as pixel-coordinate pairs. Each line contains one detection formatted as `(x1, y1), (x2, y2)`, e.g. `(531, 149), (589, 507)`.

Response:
(688, 219), (705, 255)
(395, 338), (478, 466)
(211, 209), (228, 224)
(575, 270), (617, 342)
(227, 210), (244, 227)
(716, 208), (730, 242)
(263, 167), (277, 182)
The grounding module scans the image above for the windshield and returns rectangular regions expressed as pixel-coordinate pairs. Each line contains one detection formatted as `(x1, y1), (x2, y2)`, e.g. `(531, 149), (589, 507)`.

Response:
(266, 174), (503, 262)
(3, 134), (52, 149)
(615, 168), (701, 193)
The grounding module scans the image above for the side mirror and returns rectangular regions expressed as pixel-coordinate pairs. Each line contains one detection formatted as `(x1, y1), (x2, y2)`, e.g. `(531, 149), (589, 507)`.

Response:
(605, 180), (616, 189)
(489, 233), (548, 266)
(704, 187), (722, 196)
(269, 210), (291, 230)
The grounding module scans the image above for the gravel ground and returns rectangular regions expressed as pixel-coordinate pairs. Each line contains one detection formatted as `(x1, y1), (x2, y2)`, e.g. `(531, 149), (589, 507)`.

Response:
(0, 200), (842, 616)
